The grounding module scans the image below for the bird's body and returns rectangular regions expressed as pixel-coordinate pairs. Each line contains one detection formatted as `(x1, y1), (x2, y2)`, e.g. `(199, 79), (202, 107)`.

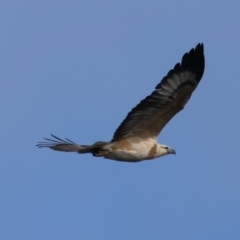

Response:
(96, 138), (174, 162)
(37, 43), (205, 162)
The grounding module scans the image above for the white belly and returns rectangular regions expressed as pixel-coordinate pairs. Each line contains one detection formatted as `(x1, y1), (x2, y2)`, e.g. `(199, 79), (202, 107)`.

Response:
(104, 138), (157, 162)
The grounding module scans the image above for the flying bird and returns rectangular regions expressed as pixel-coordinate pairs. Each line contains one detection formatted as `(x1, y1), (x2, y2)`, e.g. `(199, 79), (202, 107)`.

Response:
(37, 43), (205, 162)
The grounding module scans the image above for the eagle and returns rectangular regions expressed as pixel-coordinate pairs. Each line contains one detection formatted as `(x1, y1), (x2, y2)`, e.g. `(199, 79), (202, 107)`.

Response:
(37, 43), (205, 162)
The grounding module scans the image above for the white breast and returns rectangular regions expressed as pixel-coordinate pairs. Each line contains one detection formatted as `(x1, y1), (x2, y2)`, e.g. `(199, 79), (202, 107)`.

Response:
(104, 138), (157, 162)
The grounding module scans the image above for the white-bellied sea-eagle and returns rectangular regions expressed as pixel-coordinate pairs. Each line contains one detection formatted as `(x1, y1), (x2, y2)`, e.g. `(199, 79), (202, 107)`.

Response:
(37, 43), (205, 162)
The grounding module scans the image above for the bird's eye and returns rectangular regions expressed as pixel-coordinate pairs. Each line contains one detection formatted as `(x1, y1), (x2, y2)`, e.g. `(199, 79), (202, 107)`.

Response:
(164, 147), (168, 150)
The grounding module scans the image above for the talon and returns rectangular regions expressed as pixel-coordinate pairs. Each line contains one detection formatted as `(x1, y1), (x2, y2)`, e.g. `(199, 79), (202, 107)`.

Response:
(99, 150), (109, 155)
(93, 150), (109, 157)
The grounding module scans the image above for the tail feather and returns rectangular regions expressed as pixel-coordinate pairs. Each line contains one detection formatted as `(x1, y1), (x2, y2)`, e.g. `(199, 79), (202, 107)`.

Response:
(36, 134), (89, 152)
(77, 141), (108, 154)
(37, 134), (108, 155)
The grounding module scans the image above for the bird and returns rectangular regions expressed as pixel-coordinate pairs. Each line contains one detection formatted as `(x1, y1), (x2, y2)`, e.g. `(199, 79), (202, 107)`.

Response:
(37, 43), (205, 162)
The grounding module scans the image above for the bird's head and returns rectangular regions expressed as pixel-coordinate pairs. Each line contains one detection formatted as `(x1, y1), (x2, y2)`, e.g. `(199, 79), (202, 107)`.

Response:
(156, 144), (176, 157)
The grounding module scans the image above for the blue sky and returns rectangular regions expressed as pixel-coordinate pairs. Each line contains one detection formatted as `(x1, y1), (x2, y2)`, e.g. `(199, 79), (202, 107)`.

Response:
(1, 1), (240, 239)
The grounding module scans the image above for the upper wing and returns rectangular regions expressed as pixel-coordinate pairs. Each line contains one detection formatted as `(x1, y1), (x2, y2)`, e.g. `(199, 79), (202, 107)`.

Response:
(112, 43), (205, 141)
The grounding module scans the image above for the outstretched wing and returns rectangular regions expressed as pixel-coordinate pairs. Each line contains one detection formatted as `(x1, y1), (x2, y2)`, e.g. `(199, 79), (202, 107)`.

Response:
(112, 43), (205, 141)
(36, 134), (87, 152)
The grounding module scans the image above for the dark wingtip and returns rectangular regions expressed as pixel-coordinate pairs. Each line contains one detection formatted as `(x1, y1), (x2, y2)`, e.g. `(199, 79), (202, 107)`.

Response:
(156, 43), (205, 89)
(181, 42), (205, 82)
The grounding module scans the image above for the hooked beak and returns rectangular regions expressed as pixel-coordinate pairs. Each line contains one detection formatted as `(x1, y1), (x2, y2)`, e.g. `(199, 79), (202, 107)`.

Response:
(168, 148), (176, 155)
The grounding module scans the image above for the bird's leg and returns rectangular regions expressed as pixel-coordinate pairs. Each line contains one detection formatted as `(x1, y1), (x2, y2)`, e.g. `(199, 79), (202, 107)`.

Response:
(93, 150), (109, 157)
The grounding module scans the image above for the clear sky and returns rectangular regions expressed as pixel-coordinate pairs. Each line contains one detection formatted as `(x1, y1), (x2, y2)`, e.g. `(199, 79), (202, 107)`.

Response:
(1, 1), (240, 239)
